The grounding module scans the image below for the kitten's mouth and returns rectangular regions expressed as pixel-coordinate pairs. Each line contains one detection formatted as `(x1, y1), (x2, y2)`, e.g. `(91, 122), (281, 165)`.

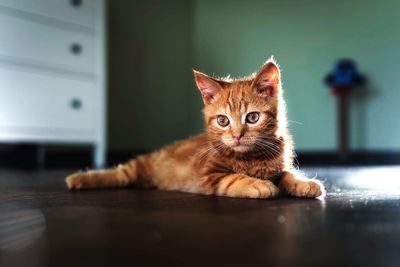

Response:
(232, 144), (249, 152)
(220, 138), (253, 152)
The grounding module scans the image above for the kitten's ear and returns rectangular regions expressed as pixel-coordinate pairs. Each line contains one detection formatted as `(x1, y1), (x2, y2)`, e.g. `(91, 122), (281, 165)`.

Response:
(193, 70), (223, 105)
(252, 59), (281, 97)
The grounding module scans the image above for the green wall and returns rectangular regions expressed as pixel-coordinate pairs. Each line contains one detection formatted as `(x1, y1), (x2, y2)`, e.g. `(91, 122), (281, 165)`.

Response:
(194, 0), (400, 151)
(108, 0), (196, 150)
(108, 0), (400, 152)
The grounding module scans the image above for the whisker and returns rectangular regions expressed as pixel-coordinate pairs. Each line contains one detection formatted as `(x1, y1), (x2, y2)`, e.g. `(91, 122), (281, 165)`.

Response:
(255, 140), (281, 155)
(288, 120), (303, 125)
(253, 143), (273, 159)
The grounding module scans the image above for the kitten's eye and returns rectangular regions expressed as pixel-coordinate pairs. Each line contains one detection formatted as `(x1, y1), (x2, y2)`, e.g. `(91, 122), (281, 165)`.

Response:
(246, 112), (260, 124)
(217, 115), (230, 127)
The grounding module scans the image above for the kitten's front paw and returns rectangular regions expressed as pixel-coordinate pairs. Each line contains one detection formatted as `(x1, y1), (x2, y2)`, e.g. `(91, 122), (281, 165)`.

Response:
(66, 172), (87, 190)
(288, 180), (324, 198)
(246, 180), (279, 199)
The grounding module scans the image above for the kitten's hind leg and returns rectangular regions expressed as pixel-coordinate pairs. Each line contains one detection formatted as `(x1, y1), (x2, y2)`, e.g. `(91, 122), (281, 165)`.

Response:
(66, 159), (138, 190)
(278, 171), (325, 198)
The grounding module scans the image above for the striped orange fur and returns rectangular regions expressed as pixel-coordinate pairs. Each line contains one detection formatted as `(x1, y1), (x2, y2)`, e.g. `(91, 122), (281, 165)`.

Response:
(66, 57), (325, 199)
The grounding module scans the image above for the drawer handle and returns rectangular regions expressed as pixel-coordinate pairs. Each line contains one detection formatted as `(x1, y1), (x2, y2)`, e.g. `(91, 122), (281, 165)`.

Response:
(70, 0), (83, 7)
(70, 98), (83, 110)
(70, 43), (82, 55)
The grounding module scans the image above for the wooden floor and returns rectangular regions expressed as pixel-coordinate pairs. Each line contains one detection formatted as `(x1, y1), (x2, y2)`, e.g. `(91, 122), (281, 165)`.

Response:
(1, 167), (400, 267)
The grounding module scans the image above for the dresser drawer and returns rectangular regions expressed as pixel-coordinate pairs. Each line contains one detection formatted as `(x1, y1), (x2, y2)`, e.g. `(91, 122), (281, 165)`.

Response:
(0, 0), (95, 27)
(0, 68), (96, 130)
(0, 13), (95, 73)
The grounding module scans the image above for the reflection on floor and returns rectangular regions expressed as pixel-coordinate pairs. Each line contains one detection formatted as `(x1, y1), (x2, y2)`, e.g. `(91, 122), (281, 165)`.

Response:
(1, 167), (400, 267)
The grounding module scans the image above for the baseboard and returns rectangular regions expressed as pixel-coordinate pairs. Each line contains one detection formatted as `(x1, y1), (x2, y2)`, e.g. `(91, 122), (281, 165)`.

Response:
(0, 145), (144, 169)
(0, 144), (399, 169)
(295, 151), (400, 166)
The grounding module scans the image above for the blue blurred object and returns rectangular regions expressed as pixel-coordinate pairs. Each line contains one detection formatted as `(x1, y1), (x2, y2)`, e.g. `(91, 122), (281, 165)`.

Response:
(325, 59), (366, 89)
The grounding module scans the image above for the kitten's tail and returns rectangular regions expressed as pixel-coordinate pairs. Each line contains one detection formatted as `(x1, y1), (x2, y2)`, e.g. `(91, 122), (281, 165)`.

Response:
(65, 154), (154, 190)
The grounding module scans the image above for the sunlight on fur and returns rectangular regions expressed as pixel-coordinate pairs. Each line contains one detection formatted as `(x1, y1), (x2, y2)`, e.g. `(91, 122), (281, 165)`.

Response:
(66, 57), (325, 199)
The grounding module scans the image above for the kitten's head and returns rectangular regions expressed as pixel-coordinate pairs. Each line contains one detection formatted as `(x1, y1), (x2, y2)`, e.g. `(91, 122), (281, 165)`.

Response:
(194, 57), (285, 156)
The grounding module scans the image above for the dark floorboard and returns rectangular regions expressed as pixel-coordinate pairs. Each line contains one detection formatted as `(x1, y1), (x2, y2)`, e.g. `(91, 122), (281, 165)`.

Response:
(1, 167), (400, 267)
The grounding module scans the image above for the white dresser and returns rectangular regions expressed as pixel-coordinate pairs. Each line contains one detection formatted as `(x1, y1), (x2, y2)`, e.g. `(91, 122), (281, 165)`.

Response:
(0, 0), (106, 167)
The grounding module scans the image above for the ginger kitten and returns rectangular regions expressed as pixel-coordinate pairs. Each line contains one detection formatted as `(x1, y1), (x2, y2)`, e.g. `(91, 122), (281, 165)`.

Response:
(66, 57), (325, 199)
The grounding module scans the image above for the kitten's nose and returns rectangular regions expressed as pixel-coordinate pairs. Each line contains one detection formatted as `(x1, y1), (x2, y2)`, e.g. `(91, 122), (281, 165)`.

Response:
(233, 134), (242, 142)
